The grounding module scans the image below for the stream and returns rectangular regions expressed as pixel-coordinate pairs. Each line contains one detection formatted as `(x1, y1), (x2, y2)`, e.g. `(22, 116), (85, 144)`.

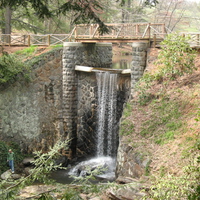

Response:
(51, 55), (131, 184)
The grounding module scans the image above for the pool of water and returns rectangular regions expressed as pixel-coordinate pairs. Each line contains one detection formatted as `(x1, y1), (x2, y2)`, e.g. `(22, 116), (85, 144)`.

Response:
(112, 55), (132, 69)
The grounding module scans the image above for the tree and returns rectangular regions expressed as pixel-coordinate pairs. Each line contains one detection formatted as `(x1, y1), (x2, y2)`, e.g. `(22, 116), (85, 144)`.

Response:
(0, 0), (110, 34)
(0, 0), (158, 34)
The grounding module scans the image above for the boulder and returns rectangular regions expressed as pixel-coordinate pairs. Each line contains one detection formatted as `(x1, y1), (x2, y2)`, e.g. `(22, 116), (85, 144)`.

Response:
(1, 170), (12, 180)
(107, 182), (147, 200)
(22, 158), (35, 166)
(116, 142), (151, 178)
(24, 167), (33, 176)
(11, 173), (21, 180)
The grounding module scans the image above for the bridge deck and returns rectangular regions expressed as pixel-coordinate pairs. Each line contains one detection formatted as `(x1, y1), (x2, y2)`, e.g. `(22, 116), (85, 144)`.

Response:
(1, 23), (200, 47)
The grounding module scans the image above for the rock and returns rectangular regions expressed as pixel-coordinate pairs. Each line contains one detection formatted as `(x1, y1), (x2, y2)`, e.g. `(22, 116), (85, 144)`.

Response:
(24, 167), (33, 176)
(116, 142), (150, 178)
(55, 156), (69, 167)
(107, 182), (147, 200)
(1, 170), (22, 180)
(116, 176), (139, 184)
(11, 173), (21, 180)
(1, 170), (12, 180)
(22, 157), (35, 166)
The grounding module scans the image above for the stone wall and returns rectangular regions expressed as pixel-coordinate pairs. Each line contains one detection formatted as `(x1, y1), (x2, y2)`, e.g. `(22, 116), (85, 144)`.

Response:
(76, 71), (131, 158)
(0, 49), (63, 153)
(0, 41), (148, 172)
(116, 41), (150, 179)
(62, 42), (113, 157)
(130, 41), (149, 96)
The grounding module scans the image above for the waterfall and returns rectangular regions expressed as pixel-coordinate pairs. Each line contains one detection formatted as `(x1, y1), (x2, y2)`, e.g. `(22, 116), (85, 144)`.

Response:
(68, 70), (119, 180)
(96, 71), (118, 157)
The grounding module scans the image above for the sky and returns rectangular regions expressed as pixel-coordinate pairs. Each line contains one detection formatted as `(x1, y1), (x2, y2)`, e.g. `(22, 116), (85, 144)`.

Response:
(187, 0), (200, 1)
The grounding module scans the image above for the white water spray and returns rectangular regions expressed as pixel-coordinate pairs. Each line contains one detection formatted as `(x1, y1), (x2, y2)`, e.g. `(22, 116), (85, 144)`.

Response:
(96, 72), (118, 157)
(69, 70), (118, 179)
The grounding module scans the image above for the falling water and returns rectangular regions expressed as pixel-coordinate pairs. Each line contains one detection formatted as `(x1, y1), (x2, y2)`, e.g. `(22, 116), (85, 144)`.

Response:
(68, 71), (118, 179)
(96, 71), (118, 157)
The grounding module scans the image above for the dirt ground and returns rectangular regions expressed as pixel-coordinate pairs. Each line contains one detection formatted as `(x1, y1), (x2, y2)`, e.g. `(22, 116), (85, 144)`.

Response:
(0, 43), (132, 56)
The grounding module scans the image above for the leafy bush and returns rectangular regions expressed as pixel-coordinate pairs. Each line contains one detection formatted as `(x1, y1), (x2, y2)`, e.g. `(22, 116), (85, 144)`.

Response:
(146, 139), (200, 200)
(0, 53), (30, 84)
(155, 33), (197, 80)
(135, 33), (197, 106)
(61, 188), (82, 200)
(0, 141), (24, 174)
(0, 140), (69, 199)
(0, 142), (9, 174)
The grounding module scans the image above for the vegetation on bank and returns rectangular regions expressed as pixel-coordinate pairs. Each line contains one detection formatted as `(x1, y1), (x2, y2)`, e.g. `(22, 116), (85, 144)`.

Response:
(0, 33), (199, 199)
(120, 33), (200, 199)
(0, 45), (62, 85)
(0, 141), (24, 174)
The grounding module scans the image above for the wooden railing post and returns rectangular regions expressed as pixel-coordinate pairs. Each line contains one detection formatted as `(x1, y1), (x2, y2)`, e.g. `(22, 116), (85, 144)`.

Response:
(162, 23), (165, 34)
(75, 25), (77, 39)
(148, 23), (151, 39)
(28, 35), (30, 46)
(197, 34), (199, 46)
(48, 35), (50, 46)
(136, 24), (139, 36)
(9, 34), (11, 46)
(153, 34), (156, 48)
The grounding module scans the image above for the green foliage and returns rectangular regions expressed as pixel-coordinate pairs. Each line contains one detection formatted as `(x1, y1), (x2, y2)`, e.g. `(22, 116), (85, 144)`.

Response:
(145, 138), (200, 200)
(0, 141), (24, 174)
(135, 73), (155, 105)
(61, 188), (83, 200)
(0, 140), (69, 199)
(123, 102), (133, 118)
(140, 98), (182, 142)
(15, 45), (37, 56)
(120, 119), (134, 136)
(145, 160), (151, 176)
(135, 33), (197, 106)
(0, 141), (10, 174)
(155, 33), (197, 80)
(38, 193), (55, 200)
(0, 0), (109, 35)
(51, 44), (63, 48)
(0, 53), (30, 84)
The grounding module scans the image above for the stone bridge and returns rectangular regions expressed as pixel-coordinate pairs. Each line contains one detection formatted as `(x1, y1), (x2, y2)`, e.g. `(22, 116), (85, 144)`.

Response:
(0, 41), (148, 159)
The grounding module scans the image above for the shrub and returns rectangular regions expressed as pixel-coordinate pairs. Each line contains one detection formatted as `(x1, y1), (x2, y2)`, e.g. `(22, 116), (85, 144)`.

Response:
(155, 33), (197, 80)
(0, 53), (30, 84)
(0, 141), (24, 174)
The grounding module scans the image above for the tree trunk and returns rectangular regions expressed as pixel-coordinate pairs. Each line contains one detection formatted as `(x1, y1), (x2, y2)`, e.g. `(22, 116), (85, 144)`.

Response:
(4, 6), (12, 34)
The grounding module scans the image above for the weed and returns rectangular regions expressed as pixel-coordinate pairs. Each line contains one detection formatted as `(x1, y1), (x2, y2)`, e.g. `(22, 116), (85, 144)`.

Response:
(123, 102), (133, 118)
(15, 45), (37, 55)
(61, 188), (82, 200)
(120, 120), (134, 136)
(144, 160), (151, 176)
(51, 44), (63, 48)
(0, 54), (30, 84)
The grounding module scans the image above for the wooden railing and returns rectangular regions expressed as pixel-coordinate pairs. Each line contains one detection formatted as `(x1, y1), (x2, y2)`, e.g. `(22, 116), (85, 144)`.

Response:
(180, 32), (200, 47)
(0, 34), (70, 46)
(1, 23), (200, 47)
(71, 23), (167, 41)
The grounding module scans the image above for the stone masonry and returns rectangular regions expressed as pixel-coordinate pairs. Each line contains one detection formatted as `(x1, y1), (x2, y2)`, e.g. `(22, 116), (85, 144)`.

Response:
(0, 49), (63, 153)
(62, 42), (112, 158)
(0, 41), (148, 168)
(130, 41), (149, 96)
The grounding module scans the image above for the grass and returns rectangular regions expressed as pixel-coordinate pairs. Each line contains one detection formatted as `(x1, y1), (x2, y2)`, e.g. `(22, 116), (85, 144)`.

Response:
(120, 120), (134, 136)
(140, 98), (182, 138)
(15, 45), (38, 55)
(123, 102), (133, 118)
